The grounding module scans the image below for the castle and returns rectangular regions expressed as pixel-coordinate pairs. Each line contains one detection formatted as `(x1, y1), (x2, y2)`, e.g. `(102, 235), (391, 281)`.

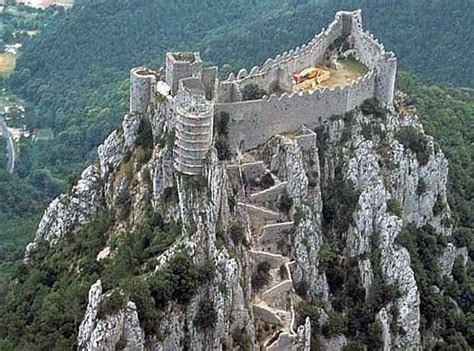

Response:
(129, 10), (397, 175)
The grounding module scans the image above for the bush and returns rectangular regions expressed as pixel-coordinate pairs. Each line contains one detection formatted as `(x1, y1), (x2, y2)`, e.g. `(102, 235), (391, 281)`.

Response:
(260, 173), (275, 189)
(417, 178), (427, 196)
(323, 311), (347, 337)
(215, 112), (230, 135)
(148, 252), (201, 307)
(366, 321), (384, 349)
(98, 290), (128, 319)
(232, 328), (252, 350)
(361, 122), (372, 140)
(342, 341), (365, 351)
(215, 136), (231, 160)
(433, 195), (445, 216)
(182, 174), (207, 190)
(395, 126), (430, 165)
(387, 198), (402, 217)
(229, 221), (246, 246)
(197, 259), (215, 283)
(322, 168), (360, 236)
(361, 98), (388, 119)
(241, 84), (267, 101)
(195, 296), (216, 330)
(299, 303), (320, 331)
(277, 192), (293, 215)
(252, 261), (271, 291)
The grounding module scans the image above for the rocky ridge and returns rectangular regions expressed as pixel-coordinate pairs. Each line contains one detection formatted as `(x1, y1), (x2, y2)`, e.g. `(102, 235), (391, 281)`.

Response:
(23, 92), (469, 350)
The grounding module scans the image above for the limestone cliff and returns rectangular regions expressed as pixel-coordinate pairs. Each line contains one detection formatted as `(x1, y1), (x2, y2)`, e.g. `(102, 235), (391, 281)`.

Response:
(23, 93), (468, 350)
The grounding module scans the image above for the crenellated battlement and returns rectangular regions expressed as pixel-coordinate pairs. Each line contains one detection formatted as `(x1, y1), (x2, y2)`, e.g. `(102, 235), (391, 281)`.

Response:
(128, 9), (396, 174)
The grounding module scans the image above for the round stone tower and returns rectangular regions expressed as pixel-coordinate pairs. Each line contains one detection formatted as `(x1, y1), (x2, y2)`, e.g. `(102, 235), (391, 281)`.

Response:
(174, 93), (214, 175)
(130, 67), (157, 115)
(375, 52), (397, 108)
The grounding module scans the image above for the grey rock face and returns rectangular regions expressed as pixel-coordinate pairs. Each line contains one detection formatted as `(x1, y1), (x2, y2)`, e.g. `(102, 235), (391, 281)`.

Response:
(28, 90), (453, 350)
(98, 130), (127, 179)
(78, 280), (145, 351)
(25, 164), (104, 256)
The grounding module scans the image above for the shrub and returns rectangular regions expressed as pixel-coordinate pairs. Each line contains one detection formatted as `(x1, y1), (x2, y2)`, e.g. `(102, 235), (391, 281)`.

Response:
(215, 112), (231, 160)
(135, 118), (153, 149)
(395, 126), (430, 165)
(361, 98), (388, 119)
(299, 303), (320, 331)
(215, 112), (230, 135)
(260, 173), (275, 189)
(366, 321), (383, 349)
(232, 328), (252, 350)
(229, 221), (246, 246)
(452, 256), (466, 284)
(342, 341), (365, 351)
(241, 84), (267, 101)
(163, 131), (175, 151)
(98, 290), (128, 319)
(417, 178), (427, 196)
(197, 259), (215, 283)
(387, 198), (402, 217)
(252, 261), (271, 291)
(322, 169), (360, 236)
(277, 192), (293, 214)
(195, 296), (216, 330)
(323, 311), (347, 337)
(361, 122), (372, 140)
(319, 244), (338, 271)
(182, 174), (207, 190)
(433, 195), (445, 216)
(148, 252), (201, 307)
(215, 136), (231, 160)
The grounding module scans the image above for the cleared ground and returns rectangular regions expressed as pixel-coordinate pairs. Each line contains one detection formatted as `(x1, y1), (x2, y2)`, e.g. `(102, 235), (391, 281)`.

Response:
(319, 59), (368, 88)
(294, 58), (368, 92)
(0, 53), (16, 77)
(18, 0), (74, 8)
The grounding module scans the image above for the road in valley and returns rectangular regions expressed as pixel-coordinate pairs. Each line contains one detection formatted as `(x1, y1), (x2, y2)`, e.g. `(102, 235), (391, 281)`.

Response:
(0, 115), (15, 173)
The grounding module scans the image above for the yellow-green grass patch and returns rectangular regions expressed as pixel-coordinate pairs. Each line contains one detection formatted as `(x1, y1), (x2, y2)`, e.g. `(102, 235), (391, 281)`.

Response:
(0, 53), (16, 77)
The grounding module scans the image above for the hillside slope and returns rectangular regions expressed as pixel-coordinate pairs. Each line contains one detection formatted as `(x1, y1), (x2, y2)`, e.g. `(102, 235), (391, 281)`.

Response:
(1, 88), (472, 349)
(0, 0), (472, 296)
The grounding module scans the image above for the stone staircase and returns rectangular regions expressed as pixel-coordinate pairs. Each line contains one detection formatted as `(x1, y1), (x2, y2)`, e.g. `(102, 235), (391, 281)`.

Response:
(231, 160), (299, 350)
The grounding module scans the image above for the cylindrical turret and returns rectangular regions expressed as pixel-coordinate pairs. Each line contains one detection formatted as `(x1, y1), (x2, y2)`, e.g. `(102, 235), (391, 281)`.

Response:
(374, 52), (397, 108)
(174, 94), (214, 175)
(130, 67), (157, 114)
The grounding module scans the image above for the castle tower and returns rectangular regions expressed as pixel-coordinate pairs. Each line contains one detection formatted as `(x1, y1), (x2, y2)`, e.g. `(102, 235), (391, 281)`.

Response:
(375, 52), (397, 108)
(166, 52), (203, 96)
(130, 67), (157, 114)
(173, 93), (214, 175)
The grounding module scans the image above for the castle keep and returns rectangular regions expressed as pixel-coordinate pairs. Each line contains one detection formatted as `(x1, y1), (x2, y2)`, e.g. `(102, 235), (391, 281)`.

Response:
(129, 10), (397, 175)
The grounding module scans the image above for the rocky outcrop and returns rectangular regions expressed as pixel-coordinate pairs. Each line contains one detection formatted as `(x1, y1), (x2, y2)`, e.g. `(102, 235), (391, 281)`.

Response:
(439, 244), (469, 278)
(25, 164), (104, 256)
(78, 280), (145, 351)
(25, 90), (456, 350)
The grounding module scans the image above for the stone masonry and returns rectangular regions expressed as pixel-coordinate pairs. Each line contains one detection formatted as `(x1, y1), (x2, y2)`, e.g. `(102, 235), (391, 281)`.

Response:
(128, 10), (397, 175)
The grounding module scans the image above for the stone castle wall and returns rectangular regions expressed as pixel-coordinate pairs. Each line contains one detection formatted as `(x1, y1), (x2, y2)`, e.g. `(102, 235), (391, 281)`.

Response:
(129, 10), (397, 168)
(217, 15), (344, 103)
(216, 70), (375, 152)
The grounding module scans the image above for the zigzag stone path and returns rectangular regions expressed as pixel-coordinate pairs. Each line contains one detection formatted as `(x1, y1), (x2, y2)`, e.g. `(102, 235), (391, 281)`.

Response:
(234, 158), (299, 350)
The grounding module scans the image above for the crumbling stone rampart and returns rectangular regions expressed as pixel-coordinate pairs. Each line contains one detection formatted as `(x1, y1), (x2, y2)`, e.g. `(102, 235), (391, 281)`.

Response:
(129, 9), (396, 173)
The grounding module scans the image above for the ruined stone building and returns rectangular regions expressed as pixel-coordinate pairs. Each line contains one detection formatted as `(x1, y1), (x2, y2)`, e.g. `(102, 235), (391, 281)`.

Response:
(129, 10), (397, 175)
